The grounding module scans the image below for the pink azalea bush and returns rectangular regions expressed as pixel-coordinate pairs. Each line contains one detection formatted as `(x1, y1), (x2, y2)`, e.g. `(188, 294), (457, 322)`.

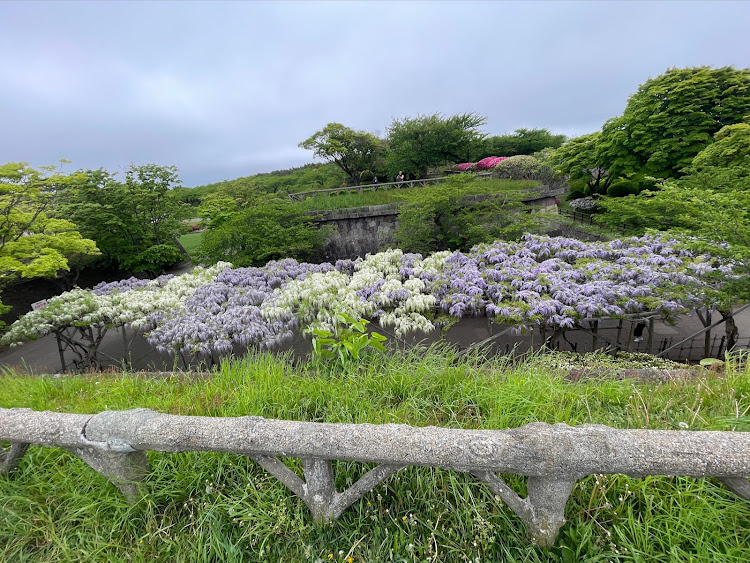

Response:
(456, 162), (474, 171)
(476, 156), (508, 170)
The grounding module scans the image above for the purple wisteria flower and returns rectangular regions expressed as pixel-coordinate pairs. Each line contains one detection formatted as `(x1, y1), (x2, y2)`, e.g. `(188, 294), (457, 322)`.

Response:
(92, 273), (174, 295)
(142, 234), (731, 353)
(421, 234), (723, 331)
(146, 259), (332, 356)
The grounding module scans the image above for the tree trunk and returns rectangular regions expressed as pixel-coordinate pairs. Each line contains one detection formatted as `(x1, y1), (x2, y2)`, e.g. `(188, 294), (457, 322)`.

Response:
(719, 309), (739, 353)
(172, 236), (189, 259)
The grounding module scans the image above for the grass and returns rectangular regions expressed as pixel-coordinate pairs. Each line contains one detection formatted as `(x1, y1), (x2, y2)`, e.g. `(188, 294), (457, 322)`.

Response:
(292, 178), (540, 213)
(1, 347), (749, 561)
(178, 231), (203, 258)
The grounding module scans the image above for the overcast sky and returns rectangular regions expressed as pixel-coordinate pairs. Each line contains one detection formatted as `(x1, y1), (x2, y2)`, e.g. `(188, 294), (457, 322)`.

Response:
(2, 1), (749, 187)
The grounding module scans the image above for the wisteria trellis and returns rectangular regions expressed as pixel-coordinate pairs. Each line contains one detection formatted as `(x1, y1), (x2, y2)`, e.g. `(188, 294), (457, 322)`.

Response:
(1, 235), (735, 363)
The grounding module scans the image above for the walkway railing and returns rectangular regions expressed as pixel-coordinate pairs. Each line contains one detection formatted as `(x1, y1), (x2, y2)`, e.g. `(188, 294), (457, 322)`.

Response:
(288, 173), (496, 201)
(1, 407), (748, 547)
(560, 208), (595, 225)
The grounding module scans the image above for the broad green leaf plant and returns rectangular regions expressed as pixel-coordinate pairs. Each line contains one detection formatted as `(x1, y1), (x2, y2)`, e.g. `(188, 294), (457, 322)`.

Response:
(309, 312), (387, 372)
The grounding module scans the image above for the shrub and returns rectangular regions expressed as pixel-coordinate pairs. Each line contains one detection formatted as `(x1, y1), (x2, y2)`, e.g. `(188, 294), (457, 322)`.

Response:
(359, 170), (374, 183)
(569, 196), (597, 211)
(394, 179), (542, 253)
(476, 156), (507, 170)
(607, 179), (637, 197)
(196, 195), (330, 267)
(456, 162), (475, 171)
(309, 312), (387, 372)
(493, 155), (541, 180)
(567, 189), (587, 201)
(567, 179), (588, 196)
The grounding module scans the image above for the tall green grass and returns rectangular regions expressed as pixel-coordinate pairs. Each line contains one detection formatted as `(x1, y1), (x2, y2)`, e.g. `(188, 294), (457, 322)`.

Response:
(1, 347), (748, 561)
(293, 179), (539, 213)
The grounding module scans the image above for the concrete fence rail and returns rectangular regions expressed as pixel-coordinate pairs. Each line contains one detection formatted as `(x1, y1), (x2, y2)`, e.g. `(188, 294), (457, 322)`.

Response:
(1, 407), (749, 547)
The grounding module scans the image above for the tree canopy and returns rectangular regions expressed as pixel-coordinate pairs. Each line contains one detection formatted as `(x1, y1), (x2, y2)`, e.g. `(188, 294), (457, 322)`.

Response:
(62, 164), (188, 275)
(550, 132), (613, 195)
(394, 180), (542, 255)
(0, 162), (101, 282)
(0, 162), (100, 323)
(479, 128), (566, 160)
(385, 113), (486, 177)
(598, 66), (750, 182)
(299, 123), (385, 185)
(689, 122), (750, 172)
(196, 190), (328, 267)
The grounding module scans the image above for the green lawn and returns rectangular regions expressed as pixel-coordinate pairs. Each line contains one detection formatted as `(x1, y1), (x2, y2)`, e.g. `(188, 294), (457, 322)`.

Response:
(1, 348), (748, 562)
(178, 231), (203, 258)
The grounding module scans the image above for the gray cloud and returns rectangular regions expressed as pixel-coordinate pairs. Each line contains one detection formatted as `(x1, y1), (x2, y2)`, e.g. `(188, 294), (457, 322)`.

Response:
(1, 0), (749, 186)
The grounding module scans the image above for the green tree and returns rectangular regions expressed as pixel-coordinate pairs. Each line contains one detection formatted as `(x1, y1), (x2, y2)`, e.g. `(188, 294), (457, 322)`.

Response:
(598, 162), (750, 349)
(386, 113), (486, 177)
(0, 162), (100, 323)
(196, 193), (328, 267)
(479, 134), (518, 159)
(479, 128), (566, 159)
(550, 132), (613, 195)
(394, 175), (542, 254)
(598, 66), (750, 181)
(172, 184), (219, 207)
(690, 123), (750, 172)
(299, 123), (385, 185)
(63, 164), (188, 275)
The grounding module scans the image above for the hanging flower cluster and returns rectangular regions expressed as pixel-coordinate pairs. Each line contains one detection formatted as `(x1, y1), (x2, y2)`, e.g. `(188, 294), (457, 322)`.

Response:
(569, 197), (597, 211)
(263, 249), (437, 338)
(1, 263), (231, 346)
(147, 259), (333, 355)
(2, 236), (733, 359)
(418, 234), (712, 332)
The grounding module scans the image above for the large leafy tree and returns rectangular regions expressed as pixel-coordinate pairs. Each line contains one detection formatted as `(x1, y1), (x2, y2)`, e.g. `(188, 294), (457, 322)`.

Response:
(386, 113), (486, 177)
(196, 192), (328, 267)
(597, 141), (750, 349)
(690, 122), (750, 172)
(299, 123), (385, 185)
(550, 132), (613, 195)
(63, 164), (188, 275)
(598, 66), (750, 181)
(0, 162), (100, 323)
(394, 175), (543, 254)
(479, 128), (566, 160)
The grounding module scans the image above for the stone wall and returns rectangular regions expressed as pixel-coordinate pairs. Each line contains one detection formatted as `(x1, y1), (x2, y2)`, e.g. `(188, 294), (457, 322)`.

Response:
(309, 189), (563, 261)
(309, 204), (401, 261)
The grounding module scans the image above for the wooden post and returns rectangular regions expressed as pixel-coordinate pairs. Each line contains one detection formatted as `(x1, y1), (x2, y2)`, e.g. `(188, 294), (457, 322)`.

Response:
(625, 320), (635, 352)
(647, 318), (654, 355)
(592, 320), (599, 350)
(55, 330), (67, 373)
